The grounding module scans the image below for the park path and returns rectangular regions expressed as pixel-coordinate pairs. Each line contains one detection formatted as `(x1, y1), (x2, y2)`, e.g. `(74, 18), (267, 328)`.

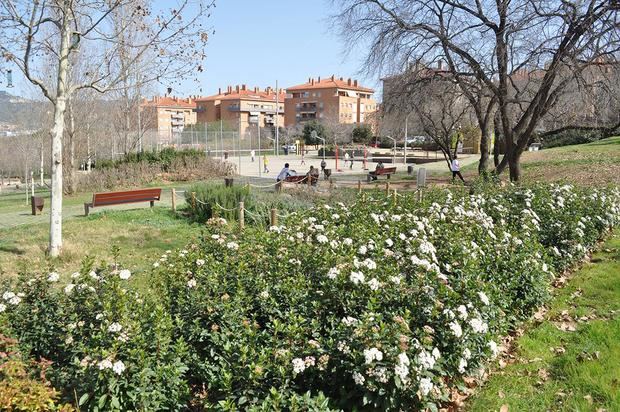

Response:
(0, 154), (476, 230)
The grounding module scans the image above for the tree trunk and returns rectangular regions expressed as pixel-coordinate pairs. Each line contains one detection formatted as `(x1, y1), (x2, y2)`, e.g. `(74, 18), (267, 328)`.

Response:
(66, 102), (76, 194)
(48, 11), (72, 258)
(40, 140), (44, 186)
(508, 153), (521, 182)
(478, 125), (490, 175)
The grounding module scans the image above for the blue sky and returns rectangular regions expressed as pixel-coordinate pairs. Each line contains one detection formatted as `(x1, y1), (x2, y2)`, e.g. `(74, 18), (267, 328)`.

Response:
(181, 0), (378, 97)
(4, 0), (381, 99)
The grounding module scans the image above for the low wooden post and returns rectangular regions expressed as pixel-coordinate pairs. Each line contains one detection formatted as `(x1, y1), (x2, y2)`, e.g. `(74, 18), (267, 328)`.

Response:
(385, 181), (390, 196)
(275, 181), (282, 193)
(357, 180), (362, 194)
(270, 208), (278, 227)
(393, 189), (397, 204)
(191, 191), (197, 210)
(239, 201), (245, 230)
(307, 175), (311, 187)
(171, 188), (177, 212)
(329, 178), (334, 190)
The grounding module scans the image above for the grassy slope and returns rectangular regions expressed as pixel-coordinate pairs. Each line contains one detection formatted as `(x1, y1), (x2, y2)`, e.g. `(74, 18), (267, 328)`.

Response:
(468, 231), (620, 411)
(458, 136), (620, 185)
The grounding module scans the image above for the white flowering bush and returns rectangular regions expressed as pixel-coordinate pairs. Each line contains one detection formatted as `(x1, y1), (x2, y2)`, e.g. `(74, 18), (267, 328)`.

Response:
(1, 184), (618, 410)
(0, 259), (189, 411)
(154, 184), (620, 410)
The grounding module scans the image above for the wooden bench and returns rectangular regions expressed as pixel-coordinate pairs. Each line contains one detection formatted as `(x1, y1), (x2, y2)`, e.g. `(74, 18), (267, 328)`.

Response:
(284, 175), (319, 185)
(368, 167), (397, 182)
(84, 188), (162, 216)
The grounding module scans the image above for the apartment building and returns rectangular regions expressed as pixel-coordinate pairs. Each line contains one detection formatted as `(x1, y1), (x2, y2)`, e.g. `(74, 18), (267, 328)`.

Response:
(140, 96), (197, 142)
(284, 76), (377, 127)
(195, 85), (286, 136)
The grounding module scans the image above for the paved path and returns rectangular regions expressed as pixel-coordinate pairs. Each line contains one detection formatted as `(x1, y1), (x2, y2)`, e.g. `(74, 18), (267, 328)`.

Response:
(0, 152), (478, 230)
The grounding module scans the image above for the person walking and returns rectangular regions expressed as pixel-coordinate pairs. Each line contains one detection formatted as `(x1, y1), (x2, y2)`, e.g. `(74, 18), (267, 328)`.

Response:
(250, 149), (255, 162)
(300, 152), (306, 166)
(263, 155), (270, 173)
(344, 152), (350, 168)
(451, 155), (465, 183)
(349, 152), (354, 169)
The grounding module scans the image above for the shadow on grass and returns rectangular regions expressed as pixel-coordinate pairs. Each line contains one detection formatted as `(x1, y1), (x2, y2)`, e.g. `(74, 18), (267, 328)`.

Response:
(0, 244), (26, 255)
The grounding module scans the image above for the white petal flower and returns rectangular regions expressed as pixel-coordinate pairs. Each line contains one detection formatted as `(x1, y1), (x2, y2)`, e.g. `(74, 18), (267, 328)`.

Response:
(353, 371), (365, 385)
(98, 359), (113, 370)
(367, 278), (380, 291)
(71, 272), (81, 279)
(112, 360), (126, 375)
(316, 234), (328, 244)
(64, 284), (75, 295)
(89, 271), (100, 280)
(195, 259), (205, 266)
(477, 291), (490, 306)
(418, 377), (433, 396)
(449, 321), (463, 338)
(118, 269), (131, 280)
(0, 303), (6, 312)
(108, 322), (122, 333)
(2, 291), (15, 301)
(350, 271), (365, 285)
(8, 296), (21, 305)
(187, 279), (197, 288)
(47, 272), (60, 282)
(292, 358), (305, 374)
(226, 242), (239, 250)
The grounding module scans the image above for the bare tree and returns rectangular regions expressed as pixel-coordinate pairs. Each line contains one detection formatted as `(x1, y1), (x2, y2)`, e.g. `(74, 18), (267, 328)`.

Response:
(334, 0), (620, 181)
(1, 0), (213, 256)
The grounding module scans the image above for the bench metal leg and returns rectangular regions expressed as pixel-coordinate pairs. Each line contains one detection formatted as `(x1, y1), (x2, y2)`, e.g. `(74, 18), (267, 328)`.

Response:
(84, 203), (90, 216)
(150, 200), (155, 208)
(387, 174), (391, 179)
(367, 174), (371, 182)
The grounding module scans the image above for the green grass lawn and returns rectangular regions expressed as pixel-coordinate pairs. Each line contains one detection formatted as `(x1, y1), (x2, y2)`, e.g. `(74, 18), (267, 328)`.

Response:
(467, 231), (620, 411)
(0, 207), (203, 290)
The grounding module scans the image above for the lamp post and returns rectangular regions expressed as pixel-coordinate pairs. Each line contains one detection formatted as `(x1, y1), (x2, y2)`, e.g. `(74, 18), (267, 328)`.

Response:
(404, 113), (410, 165)
(386, 136), (396, 166)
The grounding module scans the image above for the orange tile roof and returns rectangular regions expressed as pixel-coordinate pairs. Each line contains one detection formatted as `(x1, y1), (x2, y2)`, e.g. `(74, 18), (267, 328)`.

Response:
(142, 96), (197, 109)
(286, 76), (374, 93)
(196, 87), (286, 103)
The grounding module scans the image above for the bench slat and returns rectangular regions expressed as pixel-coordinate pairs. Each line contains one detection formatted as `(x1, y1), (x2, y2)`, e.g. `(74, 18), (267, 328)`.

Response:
(92, 189), (161, 207)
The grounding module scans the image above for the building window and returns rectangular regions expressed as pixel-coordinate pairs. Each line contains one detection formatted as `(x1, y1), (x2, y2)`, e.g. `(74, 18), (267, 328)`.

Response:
(303, 92), (309, 98)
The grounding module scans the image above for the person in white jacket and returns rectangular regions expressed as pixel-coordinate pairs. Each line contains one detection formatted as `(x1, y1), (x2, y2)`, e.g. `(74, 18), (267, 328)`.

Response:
(451, 155), (465, 183)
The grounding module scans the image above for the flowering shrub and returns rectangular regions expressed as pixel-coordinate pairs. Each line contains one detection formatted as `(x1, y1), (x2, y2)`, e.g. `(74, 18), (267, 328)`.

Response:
(0, 184), (618, 410)
(0, 260), (189, 411)
(156, 184), (620, 409)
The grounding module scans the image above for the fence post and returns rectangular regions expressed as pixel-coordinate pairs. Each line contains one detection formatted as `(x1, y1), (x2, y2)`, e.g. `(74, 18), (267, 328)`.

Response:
(307, 175), (311, 187)
(329, 178), (334, 190)
(191, 191), (197, 210)
(270, 208), (278, 227)
(275, 181), (282, 193)
(239, 201), (245, 230)
(393, 189), (397, 204)
(171, 188), (177, 212)
(385, 181), (390, 196)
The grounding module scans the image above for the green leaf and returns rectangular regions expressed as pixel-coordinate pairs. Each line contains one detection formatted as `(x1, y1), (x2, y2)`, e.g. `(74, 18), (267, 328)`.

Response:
(78, 393), (90, 406)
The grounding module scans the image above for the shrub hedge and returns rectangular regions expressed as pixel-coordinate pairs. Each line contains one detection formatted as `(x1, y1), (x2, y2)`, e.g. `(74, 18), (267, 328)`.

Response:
(1, 184), (618, 410)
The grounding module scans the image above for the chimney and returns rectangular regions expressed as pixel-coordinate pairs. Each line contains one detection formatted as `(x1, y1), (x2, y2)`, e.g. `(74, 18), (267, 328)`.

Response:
(331, 75), (335, 81)
(318, 76), (321, 82)
(254, 86), (259, 93)
(339, 77), (343, 81)
(311, 79), (315, 85)
(438, 60), (443, 70)
(227, 85), (232, 93)
(242, 84), (247, 91)
(354, 80), (358, 87)
(347, 78), (352, 86)
(218, 87), (221, 95)
(236, 85), (240, 93)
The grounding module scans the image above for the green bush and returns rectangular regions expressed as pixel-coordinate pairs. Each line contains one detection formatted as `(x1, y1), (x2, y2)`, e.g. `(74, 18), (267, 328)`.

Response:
(540, 129), (605, 148)
(185, 182), (314, 226)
